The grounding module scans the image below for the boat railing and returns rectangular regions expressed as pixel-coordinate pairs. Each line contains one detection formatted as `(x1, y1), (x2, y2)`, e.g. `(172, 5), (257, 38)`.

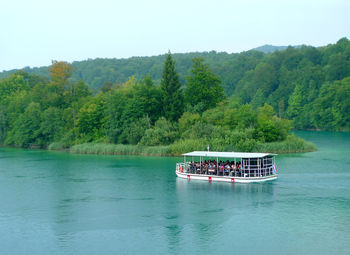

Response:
(176, 162), (190, 173)
(176, 162), (276, 177)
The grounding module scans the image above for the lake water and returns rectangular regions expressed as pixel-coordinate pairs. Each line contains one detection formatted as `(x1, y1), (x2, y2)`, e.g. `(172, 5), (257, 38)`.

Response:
(0, 131), (350, 254)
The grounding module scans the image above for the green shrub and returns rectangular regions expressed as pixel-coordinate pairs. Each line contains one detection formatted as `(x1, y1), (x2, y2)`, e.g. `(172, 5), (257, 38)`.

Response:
(181, 122), (215, 139)
(178, 112), (201, 133)
(170, 139), (208, 155)
(139, 117), (178, 146)
(48, 142), (65, 150)
(254, 134), (317, 153)
(119, 117), (150, 145)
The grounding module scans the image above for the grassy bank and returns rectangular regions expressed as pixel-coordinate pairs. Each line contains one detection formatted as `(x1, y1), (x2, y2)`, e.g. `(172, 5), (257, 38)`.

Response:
(66, 134), (317, 156)
(70, 143), (171, 156)
(254, 135), (317, 153)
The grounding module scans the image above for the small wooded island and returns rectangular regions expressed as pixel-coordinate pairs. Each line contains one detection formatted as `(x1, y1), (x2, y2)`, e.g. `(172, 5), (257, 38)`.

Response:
(1, 38), (350, 155)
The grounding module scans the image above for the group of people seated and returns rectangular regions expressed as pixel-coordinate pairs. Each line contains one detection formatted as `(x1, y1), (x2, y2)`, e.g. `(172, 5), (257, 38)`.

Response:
(188, 160), (243, 176)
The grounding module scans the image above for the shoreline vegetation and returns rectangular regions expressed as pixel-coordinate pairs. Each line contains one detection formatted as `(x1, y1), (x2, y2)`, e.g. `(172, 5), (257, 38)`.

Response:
(2, 132), (317, 156)
(64, 134), (316, 157)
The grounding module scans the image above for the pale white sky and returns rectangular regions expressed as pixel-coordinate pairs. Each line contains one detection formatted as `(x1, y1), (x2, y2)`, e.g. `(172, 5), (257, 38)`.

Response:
(1, 0), (349, 71)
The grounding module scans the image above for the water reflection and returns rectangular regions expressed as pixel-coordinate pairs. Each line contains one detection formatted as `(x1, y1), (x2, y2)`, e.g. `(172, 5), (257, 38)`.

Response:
(171, 178), (278, 253)
(175, 177), (277, 198)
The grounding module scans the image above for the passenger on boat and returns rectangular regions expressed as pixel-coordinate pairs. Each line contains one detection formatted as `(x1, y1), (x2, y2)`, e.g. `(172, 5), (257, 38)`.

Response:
(203, 163), (208, 175)
(189, 163), (195, 173)
(208, 163), (216, 175)
(190, 160), (260, 177)
(224, 164), (230, 176)
(220, 164), (224, 176)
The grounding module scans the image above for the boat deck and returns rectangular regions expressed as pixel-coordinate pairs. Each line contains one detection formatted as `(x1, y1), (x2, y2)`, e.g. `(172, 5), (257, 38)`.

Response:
(176, 171), (277, 183)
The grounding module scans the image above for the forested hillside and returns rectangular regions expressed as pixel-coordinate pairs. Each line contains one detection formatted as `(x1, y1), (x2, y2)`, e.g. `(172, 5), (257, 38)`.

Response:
(0, 51), (240, 92)
(1, 37), (350, 132)
(0, 54), (317, 154)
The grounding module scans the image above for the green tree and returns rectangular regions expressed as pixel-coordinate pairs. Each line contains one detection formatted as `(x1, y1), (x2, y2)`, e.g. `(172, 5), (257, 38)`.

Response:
(104, 76), (162, 143)
(40, 107), (64, 143)
(254, 103), (291, 142)
(69, 80), (91, 103)
(7, 102), (42, 148)
(286, 84), (303, 119)
(139, 117), (178, 146)
(133, 75), (162, 123)
(105, 89), (128, 143)
(326, 54), (350, 81)
(119, 116), (150, 145)
(184, 57), (224, 112)
(178, 112), (201, 134)
(251, 88), (265, 109)
(0, 105), (6, 142)
(235, 104), (257, 130)
(278, 99), (285, 118)
(202, 102), (226, 126)
(160, 52), (184, 121)
(0, 73), (30, 102)
(76, 96), (105, 141)
(311, 77), (350, 130)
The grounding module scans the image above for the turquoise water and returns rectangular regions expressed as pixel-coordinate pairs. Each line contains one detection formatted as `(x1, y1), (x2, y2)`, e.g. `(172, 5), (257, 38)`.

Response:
(0, 131), (350, 254)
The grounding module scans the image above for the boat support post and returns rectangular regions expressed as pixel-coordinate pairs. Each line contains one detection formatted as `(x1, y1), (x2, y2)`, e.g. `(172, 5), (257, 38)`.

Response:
(217, 157), (218, 175)
(184, 156), (186, 172)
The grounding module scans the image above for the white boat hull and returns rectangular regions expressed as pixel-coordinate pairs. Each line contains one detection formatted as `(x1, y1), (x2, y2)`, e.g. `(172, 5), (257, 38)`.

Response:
(176, 170), (277, 183)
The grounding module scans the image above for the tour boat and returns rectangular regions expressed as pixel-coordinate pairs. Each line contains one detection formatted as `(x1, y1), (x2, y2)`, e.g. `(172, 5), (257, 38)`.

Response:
(176, 151), (277, 183)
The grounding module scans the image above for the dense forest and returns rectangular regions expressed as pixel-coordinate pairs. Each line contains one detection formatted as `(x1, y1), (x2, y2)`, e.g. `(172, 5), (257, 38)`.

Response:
(0, 53), (316, 155)
(1, 38), (350, 155)
(1, 38), (349, 132)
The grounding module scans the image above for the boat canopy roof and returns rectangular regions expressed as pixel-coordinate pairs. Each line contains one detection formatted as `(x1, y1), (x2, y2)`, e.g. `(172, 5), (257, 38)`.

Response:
(182, 151), (276, 159)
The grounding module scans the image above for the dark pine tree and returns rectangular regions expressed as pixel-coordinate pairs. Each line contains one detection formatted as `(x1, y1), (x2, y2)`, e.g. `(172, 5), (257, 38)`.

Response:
(160, 52), (184, 121)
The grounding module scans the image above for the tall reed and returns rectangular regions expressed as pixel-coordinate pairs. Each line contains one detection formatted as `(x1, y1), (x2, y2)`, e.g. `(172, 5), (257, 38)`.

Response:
(70, 143), (172, 156)
(254, 135), (317, 153)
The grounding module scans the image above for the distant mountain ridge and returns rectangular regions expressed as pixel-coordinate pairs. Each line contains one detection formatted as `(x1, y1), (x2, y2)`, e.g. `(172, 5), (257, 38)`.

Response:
(0, 51), (258, 90)
(251, 44), (303, 53)
(0, 44), (302, 84)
